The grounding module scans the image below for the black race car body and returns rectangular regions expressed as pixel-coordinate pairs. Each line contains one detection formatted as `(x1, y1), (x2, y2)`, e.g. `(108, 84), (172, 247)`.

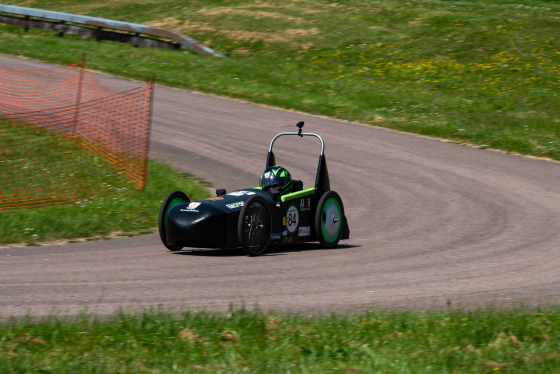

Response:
(164, 186), (349, 249)
(159, 122), (350, 256)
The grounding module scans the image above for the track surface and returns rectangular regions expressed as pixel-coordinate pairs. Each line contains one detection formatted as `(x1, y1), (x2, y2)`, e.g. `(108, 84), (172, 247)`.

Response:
(2, 55), (560, 319)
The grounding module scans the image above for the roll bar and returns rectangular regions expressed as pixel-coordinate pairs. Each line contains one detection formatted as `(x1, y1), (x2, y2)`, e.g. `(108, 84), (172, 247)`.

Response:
(265, 121), (330, 192)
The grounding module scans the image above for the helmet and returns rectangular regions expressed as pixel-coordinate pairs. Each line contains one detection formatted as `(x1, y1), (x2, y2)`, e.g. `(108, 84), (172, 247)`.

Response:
(260, 166), (293, 195)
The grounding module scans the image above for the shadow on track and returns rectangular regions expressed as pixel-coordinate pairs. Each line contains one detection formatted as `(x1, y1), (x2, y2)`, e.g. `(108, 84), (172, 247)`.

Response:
(170, 243), (359, 257)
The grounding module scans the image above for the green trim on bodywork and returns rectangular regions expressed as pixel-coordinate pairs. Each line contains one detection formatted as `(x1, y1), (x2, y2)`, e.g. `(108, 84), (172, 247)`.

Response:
(281, 188), (316, 202)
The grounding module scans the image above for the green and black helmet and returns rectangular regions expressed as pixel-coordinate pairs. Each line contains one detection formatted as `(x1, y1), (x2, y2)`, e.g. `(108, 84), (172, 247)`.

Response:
(260, 166), (293, 196)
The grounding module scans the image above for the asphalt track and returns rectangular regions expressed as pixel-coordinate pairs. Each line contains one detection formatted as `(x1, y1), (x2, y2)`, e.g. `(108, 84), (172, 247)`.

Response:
(1, 54), (560, 319)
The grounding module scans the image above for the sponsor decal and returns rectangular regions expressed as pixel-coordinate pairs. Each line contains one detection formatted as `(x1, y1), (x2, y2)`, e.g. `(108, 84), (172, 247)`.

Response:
(180, 202), (201, 212)
(270, 233), (281, 240)
(300, 197), (312, 212)
(285, 205), (299, 233)
(227, 191), (256, 197)
(204, 197), (223, 200)
(298, 226), (311, 237)
(226, 201), (244, 209)
(282, 230), (288, 236)
(264, 172), (270, 178)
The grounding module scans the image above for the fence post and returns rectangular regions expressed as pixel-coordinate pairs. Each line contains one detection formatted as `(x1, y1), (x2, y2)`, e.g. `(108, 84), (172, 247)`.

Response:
(72, 55), (85, 136)
(141, 76), (155, 189)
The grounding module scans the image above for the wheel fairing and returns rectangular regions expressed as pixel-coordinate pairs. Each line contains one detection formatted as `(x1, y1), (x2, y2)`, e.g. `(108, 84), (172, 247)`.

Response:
(314, 191), (345, 247)
(320, 197), (343, 242)
(158, 191), (190, 251)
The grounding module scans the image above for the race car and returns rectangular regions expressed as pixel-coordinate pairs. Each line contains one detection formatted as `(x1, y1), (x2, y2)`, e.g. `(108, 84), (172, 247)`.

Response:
(158, 121), (349, 256)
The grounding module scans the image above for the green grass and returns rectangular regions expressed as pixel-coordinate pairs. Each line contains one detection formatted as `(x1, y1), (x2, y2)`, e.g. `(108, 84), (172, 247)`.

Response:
(0, 119), (138, 210)
(1, 0), (559, 160)
(0, 159), (209, 245)
(1, 307), (559, 373)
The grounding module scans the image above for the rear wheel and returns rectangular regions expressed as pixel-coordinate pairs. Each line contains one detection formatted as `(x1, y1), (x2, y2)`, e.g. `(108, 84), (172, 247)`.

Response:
(315, 191), (345, 248)
(158, 191), (190, 251)
(238, 196), (271, 256)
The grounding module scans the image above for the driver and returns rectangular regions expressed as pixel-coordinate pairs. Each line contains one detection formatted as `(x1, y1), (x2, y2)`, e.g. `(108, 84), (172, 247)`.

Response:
(260, 166), (293, 196)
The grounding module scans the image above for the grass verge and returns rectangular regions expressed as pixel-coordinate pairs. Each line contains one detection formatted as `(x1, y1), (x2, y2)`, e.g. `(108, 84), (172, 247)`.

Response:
(1, 119), (140, 210)
(0, 160), (209, 245)
(1, 307), (559, 373)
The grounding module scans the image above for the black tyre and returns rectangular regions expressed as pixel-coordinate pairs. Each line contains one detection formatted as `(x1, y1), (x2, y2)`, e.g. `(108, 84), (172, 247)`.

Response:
(158, 191), (190, 251)
(314, 191), (345, 248)
(238, 196), (272, 256)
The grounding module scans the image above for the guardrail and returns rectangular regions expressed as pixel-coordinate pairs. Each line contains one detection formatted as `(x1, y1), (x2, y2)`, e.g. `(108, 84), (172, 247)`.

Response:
(0, 4), (225, 57)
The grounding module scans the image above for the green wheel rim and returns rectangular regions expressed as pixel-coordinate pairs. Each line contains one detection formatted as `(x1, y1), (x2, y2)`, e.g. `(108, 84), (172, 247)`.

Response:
(321, 197), (342, 243)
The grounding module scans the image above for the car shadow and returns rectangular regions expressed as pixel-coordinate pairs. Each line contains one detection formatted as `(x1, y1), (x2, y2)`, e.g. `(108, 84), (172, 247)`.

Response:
(170, 243), (360, 257)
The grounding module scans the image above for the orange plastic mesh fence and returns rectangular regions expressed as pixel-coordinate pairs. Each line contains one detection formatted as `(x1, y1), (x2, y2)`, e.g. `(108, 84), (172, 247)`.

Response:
(0, 62), (153, 211)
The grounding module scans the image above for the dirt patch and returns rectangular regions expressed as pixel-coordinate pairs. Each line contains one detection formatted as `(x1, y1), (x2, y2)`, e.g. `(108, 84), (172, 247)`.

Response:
(1, 229), (155, 248)
(146, 17), (183, 29)
(197, 8), (305, 24)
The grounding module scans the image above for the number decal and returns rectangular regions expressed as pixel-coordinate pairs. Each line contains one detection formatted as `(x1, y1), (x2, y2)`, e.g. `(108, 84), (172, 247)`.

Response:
(286, 206), (299, 233)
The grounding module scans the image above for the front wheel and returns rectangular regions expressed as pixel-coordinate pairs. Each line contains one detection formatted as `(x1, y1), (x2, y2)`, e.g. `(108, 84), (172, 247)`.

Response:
(238, 196), (271, 256)
(158, 191), (190, 251)
(315, 191), (345, 248)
